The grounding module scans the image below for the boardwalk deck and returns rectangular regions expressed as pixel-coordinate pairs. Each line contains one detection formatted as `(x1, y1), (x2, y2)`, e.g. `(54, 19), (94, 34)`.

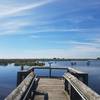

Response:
(34, 78), (70, 100)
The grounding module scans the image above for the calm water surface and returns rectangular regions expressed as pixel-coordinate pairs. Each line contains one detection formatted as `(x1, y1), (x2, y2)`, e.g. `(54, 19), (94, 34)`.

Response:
(0, 60), (100, 99)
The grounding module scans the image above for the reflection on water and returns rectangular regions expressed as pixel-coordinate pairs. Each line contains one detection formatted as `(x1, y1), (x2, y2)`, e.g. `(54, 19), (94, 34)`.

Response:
(74, 66), (100, 94)
(0, 64), (20, 99)
(0, 60), (100, 99)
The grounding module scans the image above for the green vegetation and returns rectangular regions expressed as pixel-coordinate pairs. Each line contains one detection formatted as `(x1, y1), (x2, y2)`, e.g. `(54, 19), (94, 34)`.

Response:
(0, 58), (99, 66)
(97, 57), (100, 60)
(0, 59), (45, 66)
(14, 61), (44, 66)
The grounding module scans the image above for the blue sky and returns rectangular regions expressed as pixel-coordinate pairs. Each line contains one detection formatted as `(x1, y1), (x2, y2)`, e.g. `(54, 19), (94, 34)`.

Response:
(0, 0), (100, 58)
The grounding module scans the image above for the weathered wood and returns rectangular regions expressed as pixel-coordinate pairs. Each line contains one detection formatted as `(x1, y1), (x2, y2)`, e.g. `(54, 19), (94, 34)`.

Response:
(34, 78), (70, 100)
(17, 66), (34, 86)
(5, 72), (35, 100)
(64, 73), (100, 100)
(17, 71), (29, 86)
(67, 67), (86, 74)
(27, 66), (67, 78)
(67, 67), (88, 85)
(28, 66), (67, 70)
(27, 66), (35, 72)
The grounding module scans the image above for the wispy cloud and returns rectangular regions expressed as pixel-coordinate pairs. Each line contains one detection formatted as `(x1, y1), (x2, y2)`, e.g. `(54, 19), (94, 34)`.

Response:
(50, 39), (100, 54)
(2, 46), (99, 59)
(27, 28), (100, 33)
(74, 45), (100, 52)
(0, 19), (31, 35)
(0, 0), (100, 58)
(0, 26), (100, 36)
(0, 0), (58, 36)
(0, 0), (56, 18)
(29, 35), (41, 39)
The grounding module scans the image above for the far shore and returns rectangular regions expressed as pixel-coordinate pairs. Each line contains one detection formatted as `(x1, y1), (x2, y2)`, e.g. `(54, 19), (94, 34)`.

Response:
(0, 58), (99, 66)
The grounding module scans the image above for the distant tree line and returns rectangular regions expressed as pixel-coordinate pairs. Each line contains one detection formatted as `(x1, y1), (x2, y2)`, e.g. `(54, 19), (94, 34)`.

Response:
(0, 59), (45, 66)
(97, 57), (100, 60)
(0, 58), (99, 66)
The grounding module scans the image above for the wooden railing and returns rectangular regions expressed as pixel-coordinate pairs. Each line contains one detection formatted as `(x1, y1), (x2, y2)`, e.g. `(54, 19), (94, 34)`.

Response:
(17, 67), (67, 86)
(67, 67), (88, 85)
(28, 66), (67, 78)
(17, 67), (35, 86)
(64, 72), (100, 100)
(5, 67), (100, 100)
(5, 72), (39, 100)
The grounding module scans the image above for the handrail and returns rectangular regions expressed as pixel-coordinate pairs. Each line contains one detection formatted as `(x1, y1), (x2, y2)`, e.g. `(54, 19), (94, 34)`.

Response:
(67, 67), (88, 85)
(27, 66), (68, 78)
(28, 66), (68, 70)
(5, 72), (37, 100)
(67, 67), (87, 74)
(63, 73), (100, 100)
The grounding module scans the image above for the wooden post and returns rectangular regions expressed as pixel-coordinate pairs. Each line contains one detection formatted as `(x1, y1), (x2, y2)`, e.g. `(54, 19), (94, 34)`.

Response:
(49, 67), (51, 78)
(17, 71), (29, 86)
(17, 72), (21, 86)
(70, 86), (82, 100)
(21, 65), (24, 70)
(48, 62), (52, 78)
(64, 79), (69, 94)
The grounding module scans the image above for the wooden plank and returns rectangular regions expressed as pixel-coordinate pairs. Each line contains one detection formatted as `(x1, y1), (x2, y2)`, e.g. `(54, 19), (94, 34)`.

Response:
(67, 67), (88, 85)
(67, 67), (87, 74)
(64, 73), (100, 100)
(28, 66), (68, 70)
(5, 72), (35, 100)
(34, 78), (70, 100)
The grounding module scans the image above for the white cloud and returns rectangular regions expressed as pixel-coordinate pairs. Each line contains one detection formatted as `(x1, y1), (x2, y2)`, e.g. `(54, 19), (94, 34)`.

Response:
(0, 25), (100, 36)
(89, 38), (100, 44)
(0, 0), (60, 36)
(0, 20), (31, 35)
(1, 47), (99, 59)
(30, 35), (41, 39)
(0, 0), (56, 18)
(50, 40), (100, 47)
(26, 28), (100, 33)
(74, 45), (100, 52)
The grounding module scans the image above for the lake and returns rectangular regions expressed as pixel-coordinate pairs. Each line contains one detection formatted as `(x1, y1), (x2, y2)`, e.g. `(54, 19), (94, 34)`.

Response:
(0, 60), (100, 100)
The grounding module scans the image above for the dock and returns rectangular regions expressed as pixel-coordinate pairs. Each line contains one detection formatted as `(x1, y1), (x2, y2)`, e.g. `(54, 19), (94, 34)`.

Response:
(5, 67), (100, 100)
(34, 78), (70, 100)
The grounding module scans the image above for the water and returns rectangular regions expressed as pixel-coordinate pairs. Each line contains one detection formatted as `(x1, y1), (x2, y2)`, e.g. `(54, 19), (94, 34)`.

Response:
(0, 64), (29, 99)
(0, 64), (20, 99)
(0, 60), (100, 99)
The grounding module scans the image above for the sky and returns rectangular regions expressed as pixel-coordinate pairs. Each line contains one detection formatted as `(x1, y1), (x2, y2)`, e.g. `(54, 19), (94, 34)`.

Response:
(0, 0), (100, 59)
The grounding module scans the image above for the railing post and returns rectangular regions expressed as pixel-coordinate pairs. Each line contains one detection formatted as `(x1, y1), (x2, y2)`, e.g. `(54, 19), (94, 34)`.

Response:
(48, 62), (52, 78)
(21, 65), (24, 70)
(70, 86), (82, 100)
(17, 71), (29, 86)
(17, 72), (22, 86)
(49, 67), (51, 78)
(64, 79), (69, 93)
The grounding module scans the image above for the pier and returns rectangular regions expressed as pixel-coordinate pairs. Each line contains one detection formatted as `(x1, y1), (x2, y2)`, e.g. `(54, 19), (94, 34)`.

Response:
(5, 67), (100, 100)
(34, 78), (69, 100)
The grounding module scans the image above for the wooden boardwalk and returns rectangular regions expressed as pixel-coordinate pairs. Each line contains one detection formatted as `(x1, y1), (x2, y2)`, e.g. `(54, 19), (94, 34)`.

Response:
(34, 78), (70, 100)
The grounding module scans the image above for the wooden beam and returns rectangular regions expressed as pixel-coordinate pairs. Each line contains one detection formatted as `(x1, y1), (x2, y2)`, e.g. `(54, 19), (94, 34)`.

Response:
(5, 72), (35, 100)
(67, 67), (88, 85)
(64, 73), (100, 100)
